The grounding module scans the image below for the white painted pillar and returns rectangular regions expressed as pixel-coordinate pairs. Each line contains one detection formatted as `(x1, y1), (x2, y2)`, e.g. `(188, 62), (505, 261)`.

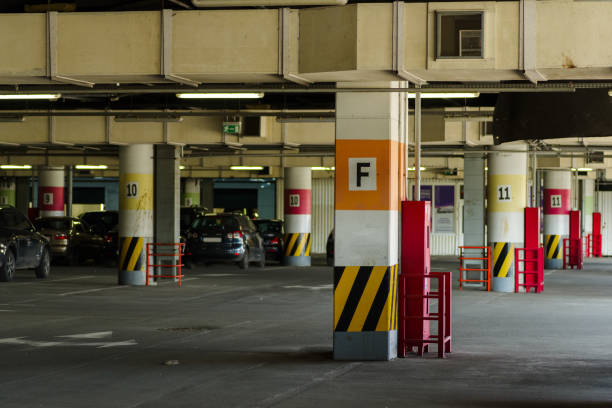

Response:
(283, 167), (312, 266)
(487, 144), (527, 292)
(334, 86), (400, 360)
(0, 178), (16, 206)
(543, 170), (571, 269)
(38, 167), (65, 217)
(119, 145), (154, 286)
(182, 178), (200, 207)
(582, 178), (594, 235)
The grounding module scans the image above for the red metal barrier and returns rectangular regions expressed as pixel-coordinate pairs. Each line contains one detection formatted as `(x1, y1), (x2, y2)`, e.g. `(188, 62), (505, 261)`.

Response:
(398, 271), (452, 359)
(458, 246), (491, 291)
(514, 247), (544, 293)
(592, 234), (602, 258)
(583, 234), (592, 258)
(563, 238), (583, 270)
(146, 243), (185, 287)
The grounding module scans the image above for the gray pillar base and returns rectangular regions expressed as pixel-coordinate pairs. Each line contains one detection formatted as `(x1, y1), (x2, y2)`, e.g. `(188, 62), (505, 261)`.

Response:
(119, 270), (146, 286)
(545, 258), (563, 269)
(492, 276), (514, 293)
(334, 331), (397, 361)
(283, 256), (311, 267)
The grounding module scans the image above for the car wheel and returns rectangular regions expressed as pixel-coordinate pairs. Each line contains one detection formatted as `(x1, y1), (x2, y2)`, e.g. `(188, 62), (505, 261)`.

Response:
(238, 249), (249, 270)
(35, 247), (50, 279)
(0, 249), (16, 282)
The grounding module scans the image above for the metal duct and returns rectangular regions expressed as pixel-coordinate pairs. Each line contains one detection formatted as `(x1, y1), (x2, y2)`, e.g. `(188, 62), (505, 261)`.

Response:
(192, 0), (347, 6)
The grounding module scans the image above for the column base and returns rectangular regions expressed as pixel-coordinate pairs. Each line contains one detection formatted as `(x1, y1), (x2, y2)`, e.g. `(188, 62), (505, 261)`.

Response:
(118, 269), (146, 286)
(545, 258), (563, 269)
(333, 331), (397, 361)
(283, 256), (311, 267)
(492, 277), (514, 293)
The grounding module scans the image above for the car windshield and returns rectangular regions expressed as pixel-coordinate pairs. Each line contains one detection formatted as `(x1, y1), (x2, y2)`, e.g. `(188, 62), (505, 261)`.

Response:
(34, 219), (71, 231)
(192, 216), (239, 232)
(255, 221), (282, 234)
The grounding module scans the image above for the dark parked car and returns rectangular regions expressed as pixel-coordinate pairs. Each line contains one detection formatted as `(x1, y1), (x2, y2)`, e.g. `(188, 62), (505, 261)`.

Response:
(34, 217), (104, 265)
(186, 213), (265, 270)
(180, 206), (208, 236)
(327, 229), (334, 266)
(0, 205), (51, 281)
(79, 211), (119, 261)
(253, 219), (284, 263)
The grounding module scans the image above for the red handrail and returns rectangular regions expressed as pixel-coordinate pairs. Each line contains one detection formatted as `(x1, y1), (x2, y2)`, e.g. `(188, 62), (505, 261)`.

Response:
(458, 246), (491, 291)
(146, 243), (185, 287)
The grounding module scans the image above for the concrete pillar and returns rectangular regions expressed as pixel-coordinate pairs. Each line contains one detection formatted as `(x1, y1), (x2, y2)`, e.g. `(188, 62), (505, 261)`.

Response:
(118, 145), (154, 286)
(582, 179), (594, 235)
(182, 178), (200, 207)
(333, 89), (399, 360)
(0, 178), (16, 206)
(155, 145), (180, 281)
(15, 177), (29, 215)
(464, 153), (486, 247)
(200, 178), (214, 211)
(543, 170), (571, 269)
(487, 145), (527, 292)
(38, 166), (65, 217)
(65, 166), (73, 217)
(283, 167), (312, 266)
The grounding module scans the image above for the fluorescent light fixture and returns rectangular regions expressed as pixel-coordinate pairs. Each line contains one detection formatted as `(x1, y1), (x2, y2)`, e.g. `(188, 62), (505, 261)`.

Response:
(0, 115), (25, 122)
(176, 92), (264, 99)
(114, 114), (183, 123)
(75, 164), (108, 170)
(407, 167), (427, 171)
(0, 94), (60, 100)
(571, 168), (593, 172)
(609, 90), (612, 97)
(407, 92), (479, 99)
(179, 165), (185, 170)
(312, 166), (335, 171)
(0, 165), (32, 170)
(230, 166), (264, 171)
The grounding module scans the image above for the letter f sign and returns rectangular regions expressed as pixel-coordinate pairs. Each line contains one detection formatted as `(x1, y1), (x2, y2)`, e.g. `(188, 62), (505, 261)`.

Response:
(349, 158), (377, 191)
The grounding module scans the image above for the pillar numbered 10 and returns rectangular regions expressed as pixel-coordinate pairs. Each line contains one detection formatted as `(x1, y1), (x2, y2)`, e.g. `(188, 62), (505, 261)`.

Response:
(283, 167), (312, 266)
(119, 145), (154, 286)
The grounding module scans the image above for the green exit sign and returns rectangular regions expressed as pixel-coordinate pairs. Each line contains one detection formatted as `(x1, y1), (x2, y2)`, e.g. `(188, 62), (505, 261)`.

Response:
(222, 122), (242, 134)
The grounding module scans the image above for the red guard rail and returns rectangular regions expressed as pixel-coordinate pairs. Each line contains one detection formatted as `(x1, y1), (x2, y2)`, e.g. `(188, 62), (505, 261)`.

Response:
(514, 247), (544, 293)
(458, 246), (491, 291)
(583, 234), (592, 258)
(398, 271), (452, 359)
(146, 243), (185, 287)
(563, 238), (583, 270)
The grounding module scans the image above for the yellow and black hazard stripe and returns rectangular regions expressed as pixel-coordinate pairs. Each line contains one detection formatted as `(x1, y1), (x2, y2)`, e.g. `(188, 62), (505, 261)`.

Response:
(334, 265), (398, 332)
(119, 237), (144, 271)
(284, 233), (311, 257)
(545, 234), (562, 259)
(493, 242), (514, 278)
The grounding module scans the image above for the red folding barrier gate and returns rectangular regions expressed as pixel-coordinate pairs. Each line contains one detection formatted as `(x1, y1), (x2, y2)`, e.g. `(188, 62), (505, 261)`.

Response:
(146, 243), (185, 287)
(398, 201), (452, 359)
(563, 210), (583, 270)
(515, 247), (544, 293)
(592, 212), (602, 257)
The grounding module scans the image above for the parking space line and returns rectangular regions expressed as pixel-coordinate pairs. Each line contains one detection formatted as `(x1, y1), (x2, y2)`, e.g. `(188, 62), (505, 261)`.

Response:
(11, 276), (96, 285)
(58, 286), (129, 297)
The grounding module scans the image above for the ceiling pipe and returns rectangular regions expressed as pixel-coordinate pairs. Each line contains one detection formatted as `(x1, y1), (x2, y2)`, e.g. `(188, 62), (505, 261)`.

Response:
(191, 0), (347, 7)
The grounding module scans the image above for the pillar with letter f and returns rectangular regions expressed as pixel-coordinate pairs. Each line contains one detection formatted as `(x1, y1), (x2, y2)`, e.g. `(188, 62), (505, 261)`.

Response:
(333, 87), (400, 361)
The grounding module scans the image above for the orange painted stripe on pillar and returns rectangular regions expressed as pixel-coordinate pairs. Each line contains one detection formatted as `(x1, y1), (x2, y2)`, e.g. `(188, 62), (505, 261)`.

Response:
(335, 139), (399, 211)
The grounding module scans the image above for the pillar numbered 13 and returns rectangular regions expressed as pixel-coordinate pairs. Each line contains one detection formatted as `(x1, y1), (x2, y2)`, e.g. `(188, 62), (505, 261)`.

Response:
(543, 170), (570, 269)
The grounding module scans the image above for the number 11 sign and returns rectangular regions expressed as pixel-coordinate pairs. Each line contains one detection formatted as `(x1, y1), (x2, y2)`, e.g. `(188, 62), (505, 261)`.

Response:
(497, 185), (512, 201)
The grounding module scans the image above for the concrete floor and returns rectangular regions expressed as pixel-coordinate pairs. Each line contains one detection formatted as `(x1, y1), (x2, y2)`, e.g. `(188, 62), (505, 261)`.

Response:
(1, 256), (612, 407)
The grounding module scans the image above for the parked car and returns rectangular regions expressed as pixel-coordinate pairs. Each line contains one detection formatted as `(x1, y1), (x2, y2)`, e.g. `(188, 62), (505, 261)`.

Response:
(253, 219), (284, 263)
(180, 206), (208, 236)
(326, 229), (334, 266)
(186, 213), (265, 270)
(0, 205), (51, 281)
(79, 211), (119, 261)
(34, 217), (104, 265)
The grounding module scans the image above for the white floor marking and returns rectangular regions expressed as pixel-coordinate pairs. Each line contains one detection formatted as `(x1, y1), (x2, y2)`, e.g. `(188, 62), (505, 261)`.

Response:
(0, 336), (137, 348)
(282, 284), (333, 291)
(11, 276), (96, 285)
(58, 331), (113, 339)
(0, 309), (15, 312)
(58, 286), (128, 297)
(198, 274), (241, 277)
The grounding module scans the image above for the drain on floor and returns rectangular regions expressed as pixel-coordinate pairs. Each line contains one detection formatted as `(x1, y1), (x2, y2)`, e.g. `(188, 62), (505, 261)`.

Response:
(157, 326), (219, 332)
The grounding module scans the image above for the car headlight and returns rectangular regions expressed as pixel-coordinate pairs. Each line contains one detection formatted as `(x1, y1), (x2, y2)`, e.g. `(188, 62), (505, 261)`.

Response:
(0, 243), (7, 254)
